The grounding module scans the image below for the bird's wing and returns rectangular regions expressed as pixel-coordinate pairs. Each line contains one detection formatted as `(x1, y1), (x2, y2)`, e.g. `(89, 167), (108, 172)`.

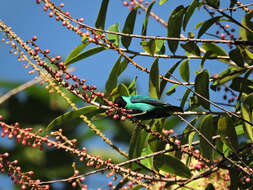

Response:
(130, 95), (167, 106)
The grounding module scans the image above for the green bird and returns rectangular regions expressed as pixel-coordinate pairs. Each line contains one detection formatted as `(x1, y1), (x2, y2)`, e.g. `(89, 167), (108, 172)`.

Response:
(114, 95), (183, 120)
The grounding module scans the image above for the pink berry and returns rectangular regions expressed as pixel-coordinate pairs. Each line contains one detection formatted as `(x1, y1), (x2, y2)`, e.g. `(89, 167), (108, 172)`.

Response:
(79, 17), (84, 22)
(225, 24), (230, 29)
(123, 1), (129, 6)
(32, 36), (37, 41)
(49, 12), (54, 17)
(59, 3), (64, 7)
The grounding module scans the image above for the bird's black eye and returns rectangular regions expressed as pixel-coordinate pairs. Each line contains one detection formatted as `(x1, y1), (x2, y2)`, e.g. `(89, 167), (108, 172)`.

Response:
(114, 96), (126, 108)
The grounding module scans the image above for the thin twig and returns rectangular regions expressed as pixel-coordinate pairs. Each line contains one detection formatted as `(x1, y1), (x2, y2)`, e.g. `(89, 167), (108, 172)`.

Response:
(0, 78), (41, 104)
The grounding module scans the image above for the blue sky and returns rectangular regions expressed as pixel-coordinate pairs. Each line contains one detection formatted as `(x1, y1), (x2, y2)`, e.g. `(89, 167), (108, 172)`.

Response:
(0, 0), (251, 189)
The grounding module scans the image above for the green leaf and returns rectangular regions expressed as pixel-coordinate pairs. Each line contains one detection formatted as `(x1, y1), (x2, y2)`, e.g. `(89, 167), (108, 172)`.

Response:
(149, 58), (160, 99)
(153, 154), (192, 178)
(200, 51), (213, 71)
(105, 56), (129, 95)
(195, 70), (210, 109)
(198, 16), (221, 38)
(46, 106), (102, 131)
(142, 0), (155, 36)
(240, 11), (253, 42)
(229, 48), (244, 67)
(159, 60), (181, 98)
(199, 114), (214, 160)
(140, 39), (156, 55)
(166, 84), (178, 96)
(241, 99), (253, 141)
(155, 39), (165, 54)
(211, 67), (245, 90)
(95, 0), (109, 30)
(118, 83), (130, 96)
(183, 0), (199, 31)
(65, 47), (107, 66)
(122, 7), (138, 49)
(167, 5), (185, 54)
(148, 121), (166, 152)
(180, 87), (192, 109)
(179, 60), (190, 82)
(181, 41), (201, 56)
(230, 77), (253, 94)
(205, 0), (220, 8)
(129, 127), (147, 170)
(218, 115), (238, 150)
(202, 43), (229, 63)
(107, 23), (120, 46)
(64, 41), (89, 65)
(245, 49), (253, 59)
(159, 0), (168, 5)
(128, 77), (137, 96)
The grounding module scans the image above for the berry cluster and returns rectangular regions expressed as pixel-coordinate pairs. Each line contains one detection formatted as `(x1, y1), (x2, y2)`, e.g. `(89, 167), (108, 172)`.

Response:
(0, 151), (49, 190)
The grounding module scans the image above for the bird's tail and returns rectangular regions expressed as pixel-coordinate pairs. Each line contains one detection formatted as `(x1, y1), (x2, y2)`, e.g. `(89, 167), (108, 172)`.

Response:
(166, 105), (183, 113)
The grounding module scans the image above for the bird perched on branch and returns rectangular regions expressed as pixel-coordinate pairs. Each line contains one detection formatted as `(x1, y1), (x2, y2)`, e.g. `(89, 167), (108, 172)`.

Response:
(114, 95), (183, 120)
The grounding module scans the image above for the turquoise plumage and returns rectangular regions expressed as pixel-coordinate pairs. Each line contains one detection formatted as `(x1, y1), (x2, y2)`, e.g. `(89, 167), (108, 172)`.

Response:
(114, 95), (183, 120)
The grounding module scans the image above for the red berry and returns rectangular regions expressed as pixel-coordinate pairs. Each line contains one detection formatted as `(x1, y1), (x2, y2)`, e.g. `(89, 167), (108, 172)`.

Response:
(225, 24), (230, 29)
(36, 0), (41, 4)
(34, 47), (40, 51)
(59, 3), (64, 7)
(79, 17), (84, 22)
(44, 49), (50, 54)
(32, 36), (37, 41)
(49, 12), (54, 17)
(220, 33), (225, 39)
(123, 1), (129, 6)
(174, 139), (181, 145)
(108, 181), (113, 187)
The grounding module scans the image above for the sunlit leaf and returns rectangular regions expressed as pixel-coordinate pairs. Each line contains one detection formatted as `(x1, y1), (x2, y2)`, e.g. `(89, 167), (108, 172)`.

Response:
(105, 56), (129, 95)
(118, 83), (130, 96)
(46, 106), (102, 131)
(107, 23), (120, 46)
(179, 60), (190, 82)
(159, 0), (168, 5)
(166, 84), (178, 96)
(65, 47), (107, 66)
(64, 40), (89, 65)
(218, 115), (238, 151)
(211, 67), (245, 90)
(241, 96), (253, 141)
(140, 39), (156, 55)
(240, 11), (253, 42)
(149, 58), (160, 99)
(155, 39), (165, 54)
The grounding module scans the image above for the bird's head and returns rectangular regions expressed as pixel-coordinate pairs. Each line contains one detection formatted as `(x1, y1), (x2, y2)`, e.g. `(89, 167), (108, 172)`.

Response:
(114, 96), (127, 108)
